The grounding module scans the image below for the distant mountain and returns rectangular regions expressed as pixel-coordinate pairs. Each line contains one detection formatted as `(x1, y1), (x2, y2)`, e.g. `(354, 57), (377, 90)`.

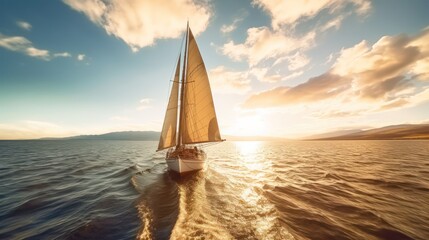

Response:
(38, 124), (429, 141)
(40, 131), (160, 141)
(40, 131), (287, 142)
(303, 129), (363, 140)
(312, 124), (429, 140)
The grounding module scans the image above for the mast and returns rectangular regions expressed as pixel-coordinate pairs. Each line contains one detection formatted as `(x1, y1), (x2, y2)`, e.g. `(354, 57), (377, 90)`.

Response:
(177, 21), (189, 148)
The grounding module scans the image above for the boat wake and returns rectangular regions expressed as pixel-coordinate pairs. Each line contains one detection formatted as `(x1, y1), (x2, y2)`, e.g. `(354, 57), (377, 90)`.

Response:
(132, 156), (292, 239)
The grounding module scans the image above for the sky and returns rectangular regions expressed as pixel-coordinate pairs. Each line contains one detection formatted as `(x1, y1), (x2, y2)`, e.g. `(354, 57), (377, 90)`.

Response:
(1, 0), (429, 140)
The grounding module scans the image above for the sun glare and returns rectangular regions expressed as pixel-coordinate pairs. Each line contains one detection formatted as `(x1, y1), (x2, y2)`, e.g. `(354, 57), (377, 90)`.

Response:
(228, 115), (267, 137)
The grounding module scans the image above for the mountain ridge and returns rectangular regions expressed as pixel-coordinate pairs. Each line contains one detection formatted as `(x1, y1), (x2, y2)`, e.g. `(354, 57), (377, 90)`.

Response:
(35, 123), (429, 141)
(310, 124), (429, 140)
(39, 131), (287, 141)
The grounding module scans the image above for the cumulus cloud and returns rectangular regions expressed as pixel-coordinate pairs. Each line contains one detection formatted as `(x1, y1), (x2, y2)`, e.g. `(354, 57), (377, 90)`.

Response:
(280, 51), (310, 71)
(252, 0), (371, 29)
(16, 21), (32, 31)
(243, 27), (429, 116)
(0, 33), (71, 60)
(209, 66), (251, 94)
(63, 0), (212, 51)
(220, 0), (371, 74)
(221, 27), (315, 66)
(77, 54), (85, 61)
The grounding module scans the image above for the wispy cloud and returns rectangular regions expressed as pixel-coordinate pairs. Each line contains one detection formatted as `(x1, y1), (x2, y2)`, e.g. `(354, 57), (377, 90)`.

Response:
(0, 34), (50, 60)
(243, 27), (429, 116)
(54, 52), (71, 57)
(249, 67), (285, 83)
(320, 15), (344, 32)
(244, 73), (349, 108)
(0, 121), (76, 140)
(16, 21), (32, 31)
(63, 0), (212, 51)
(137, 98), (152, 111)
(220, 13), (247, 34)
(0, 33), (71, 60)
(209, 66), (251, 94)
(250, 67), (302, 83)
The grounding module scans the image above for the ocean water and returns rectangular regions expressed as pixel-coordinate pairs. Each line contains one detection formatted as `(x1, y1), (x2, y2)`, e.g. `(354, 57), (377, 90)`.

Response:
(0, 140), (428, 240)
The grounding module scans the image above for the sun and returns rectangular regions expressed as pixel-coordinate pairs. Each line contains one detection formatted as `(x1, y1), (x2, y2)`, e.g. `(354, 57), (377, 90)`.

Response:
(228, 114), (268, 136)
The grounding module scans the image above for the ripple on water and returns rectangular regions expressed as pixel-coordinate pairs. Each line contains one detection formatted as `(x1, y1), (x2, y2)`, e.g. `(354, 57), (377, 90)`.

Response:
(0, 140), (428, 239)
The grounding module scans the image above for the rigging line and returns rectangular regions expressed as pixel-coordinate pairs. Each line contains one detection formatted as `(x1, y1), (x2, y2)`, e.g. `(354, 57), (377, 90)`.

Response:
(165, 31), (186, 103)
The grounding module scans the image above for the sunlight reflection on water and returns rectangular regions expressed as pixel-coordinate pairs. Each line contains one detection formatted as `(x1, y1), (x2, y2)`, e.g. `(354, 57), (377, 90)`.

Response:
(1, 140), (428, 239)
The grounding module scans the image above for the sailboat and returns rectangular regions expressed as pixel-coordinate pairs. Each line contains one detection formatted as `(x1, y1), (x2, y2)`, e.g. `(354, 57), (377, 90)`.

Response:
(157, 23), (223, 174)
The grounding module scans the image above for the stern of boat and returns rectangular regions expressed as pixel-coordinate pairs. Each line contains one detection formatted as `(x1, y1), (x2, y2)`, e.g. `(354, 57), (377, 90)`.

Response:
(166, 147), (207, 174)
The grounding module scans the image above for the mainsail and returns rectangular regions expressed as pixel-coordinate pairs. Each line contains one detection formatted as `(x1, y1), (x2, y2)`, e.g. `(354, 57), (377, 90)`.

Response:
(180, 28), (222, 144)
(157, 56), (180, 150)
(158, 24), (222, 151)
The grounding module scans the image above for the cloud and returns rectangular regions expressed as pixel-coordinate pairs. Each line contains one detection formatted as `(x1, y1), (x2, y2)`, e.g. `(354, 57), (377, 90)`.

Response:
(221, 20), (240, 34)
(250, 67), (303, 83)
(320, 15), (344, 32)
(411, 58), (429, 81)
(285, 51), (311, 71)
(244, 73), (349, 108)
(209, 66), (251, 94)
(54, 52), (72, 57)
(221, 27), (315, 66)
(220, 13), (247, 34)
(0, 33), (71, 60)
(16, 21), (32, 31)
(249, 67), (285, 83)
(137, 98), (152, 111)
(63, 0), (212, 51)
(272, 51), (310, 71)
(220, 0), (371, 68)
(252, 0), (371, 29)
(243, 27), (429, 116)
(283, 71), (304, 81)
(378, 87), (429, 111)
(0, 34), (50, 60)
(77, 54), (85, 61)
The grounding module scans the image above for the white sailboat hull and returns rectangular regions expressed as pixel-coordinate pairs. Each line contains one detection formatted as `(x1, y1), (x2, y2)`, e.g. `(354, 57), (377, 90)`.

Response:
(166, 156), (207, 174)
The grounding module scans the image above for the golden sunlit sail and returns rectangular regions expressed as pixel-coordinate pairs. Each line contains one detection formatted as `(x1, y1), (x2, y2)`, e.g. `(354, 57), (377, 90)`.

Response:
(181, 28), (222, 144)
(158, 22), (224, 174)
(158, 55), (180, 151)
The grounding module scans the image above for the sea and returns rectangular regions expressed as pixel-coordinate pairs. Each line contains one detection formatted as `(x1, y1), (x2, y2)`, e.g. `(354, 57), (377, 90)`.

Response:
(0, 140), (428, 240)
